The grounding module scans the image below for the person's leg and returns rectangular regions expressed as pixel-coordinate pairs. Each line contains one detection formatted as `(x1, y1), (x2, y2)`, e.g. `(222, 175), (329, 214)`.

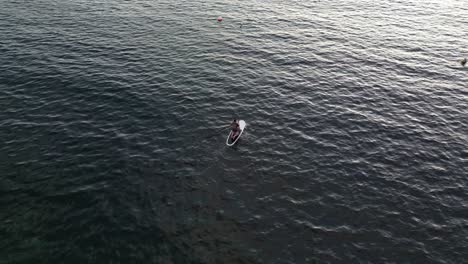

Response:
(232, 130), (238, 139)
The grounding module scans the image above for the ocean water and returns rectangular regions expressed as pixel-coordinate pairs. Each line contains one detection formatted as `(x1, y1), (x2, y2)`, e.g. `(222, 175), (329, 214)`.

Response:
(1, 0), (468, 263)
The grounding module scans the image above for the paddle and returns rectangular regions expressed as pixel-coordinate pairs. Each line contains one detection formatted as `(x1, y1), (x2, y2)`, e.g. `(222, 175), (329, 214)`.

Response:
(201, 124), (230, 140)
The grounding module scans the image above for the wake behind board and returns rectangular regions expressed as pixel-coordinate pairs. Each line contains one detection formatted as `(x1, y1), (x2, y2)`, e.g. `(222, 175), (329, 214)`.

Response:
(226, 120), (246, 146)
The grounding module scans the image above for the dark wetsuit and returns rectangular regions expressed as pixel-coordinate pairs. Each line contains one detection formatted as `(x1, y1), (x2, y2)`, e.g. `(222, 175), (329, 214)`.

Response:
(230, 122), (240, 139)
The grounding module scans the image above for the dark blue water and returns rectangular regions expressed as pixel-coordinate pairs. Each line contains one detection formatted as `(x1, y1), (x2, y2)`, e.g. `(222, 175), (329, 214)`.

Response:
(1, 0), (468, 263)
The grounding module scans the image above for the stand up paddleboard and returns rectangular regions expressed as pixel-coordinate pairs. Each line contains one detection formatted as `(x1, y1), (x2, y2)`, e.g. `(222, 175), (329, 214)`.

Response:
(226, 120), (246, 146)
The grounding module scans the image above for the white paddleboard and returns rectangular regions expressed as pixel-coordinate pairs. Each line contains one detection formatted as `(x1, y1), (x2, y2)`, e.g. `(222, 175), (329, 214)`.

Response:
(226, 120), (246, 146)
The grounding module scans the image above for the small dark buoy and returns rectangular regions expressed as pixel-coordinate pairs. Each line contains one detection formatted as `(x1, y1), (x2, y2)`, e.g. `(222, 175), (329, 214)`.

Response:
(217, 16), (223, 22)
(461, 58), (467, 67)
(216, 210), (224, 220)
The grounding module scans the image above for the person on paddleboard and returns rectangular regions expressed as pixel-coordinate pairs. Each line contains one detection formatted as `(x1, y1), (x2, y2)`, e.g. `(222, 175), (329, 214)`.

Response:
(230, 119), (240, 139)
(461, 58), (467, 67)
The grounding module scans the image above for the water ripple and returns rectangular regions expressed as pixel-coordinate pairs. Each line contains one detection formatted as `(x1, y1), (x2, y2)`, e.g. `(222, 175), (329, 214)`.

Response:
(1, 0), (468, 263)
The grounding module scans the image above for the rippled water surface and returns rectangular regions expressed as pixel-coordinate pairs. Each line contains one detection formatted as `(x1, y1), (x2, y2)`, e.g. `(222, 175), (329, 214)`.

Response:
(1, 0), (468, 263)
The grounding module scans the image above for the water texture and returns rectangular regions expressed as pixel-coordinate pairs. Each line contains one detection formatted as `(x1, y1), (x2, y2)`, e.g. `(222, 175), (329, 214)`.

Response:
(1, 0), (468, 263)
